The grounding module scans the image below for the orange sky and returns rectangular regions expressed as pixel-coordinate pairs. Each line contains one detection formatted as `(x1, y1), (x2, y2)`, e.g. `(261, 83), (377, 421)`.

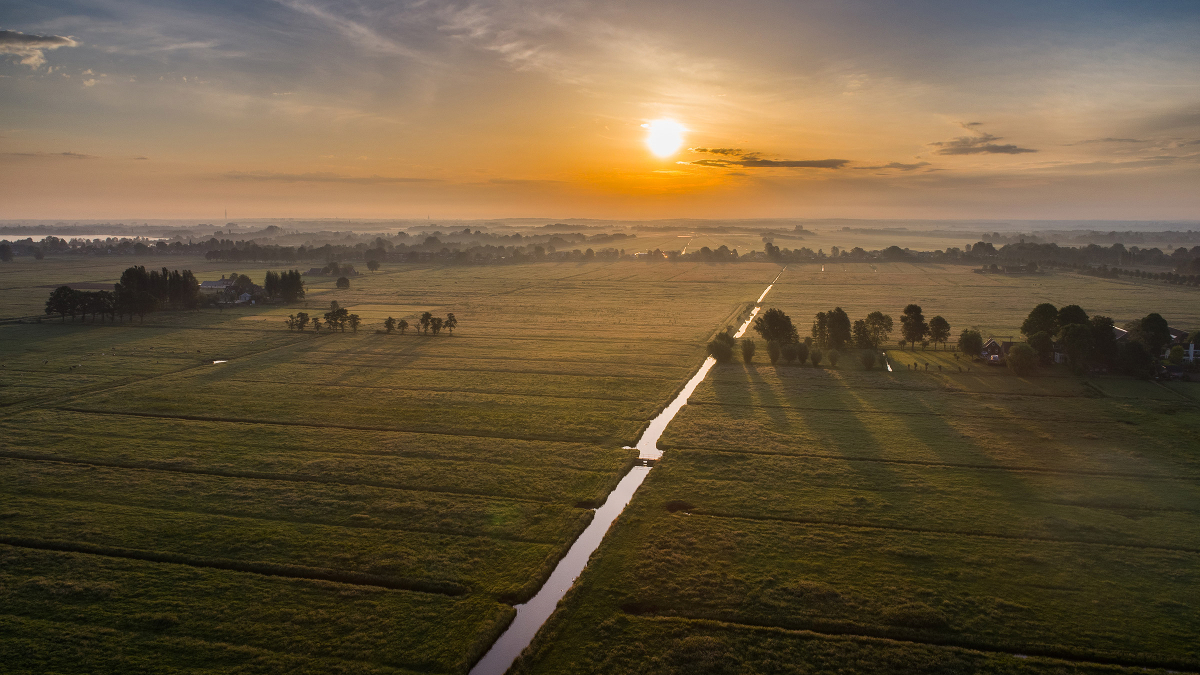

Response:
(2, 1), (1199, 220)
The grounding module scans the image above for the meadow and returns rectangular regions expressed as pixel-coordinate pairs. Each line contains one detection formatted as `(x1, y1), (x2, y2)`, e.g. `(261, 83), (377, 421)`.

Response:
(3, 257), (1199, 673)
(0, 256), (778, 673)
(514, 264), (1200, 674)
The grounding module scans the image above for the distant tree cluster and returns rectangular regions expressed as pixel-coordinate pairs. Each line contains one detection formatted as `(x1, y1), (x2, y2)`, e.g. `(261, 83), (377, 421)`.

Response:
(45, 266), (203, 323)
(1014, 302), (1176, 377)
(263, 270), (306, 302)
(285, 308), (458, 336)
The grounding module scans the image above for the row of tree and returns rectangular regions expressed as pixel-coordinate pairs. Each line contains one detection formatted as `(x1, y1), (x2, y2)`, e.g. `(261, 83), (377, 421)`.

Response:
(1010, 302), (1184, 376)
(44, 266), (205, 322)
(285, 305), (458, 335)
(263, 270), (306, 302)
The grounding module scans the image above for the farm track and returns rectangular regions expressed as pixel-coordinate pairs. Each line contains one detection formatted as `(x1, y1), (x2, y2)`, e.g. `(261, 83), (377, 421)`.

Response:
(661, 445), (1200, 481)
(0, 451), (573, 504)
(0, 538), (470, 595)
(685, 511), (1200, 554)
(627, 615), (1200, 674)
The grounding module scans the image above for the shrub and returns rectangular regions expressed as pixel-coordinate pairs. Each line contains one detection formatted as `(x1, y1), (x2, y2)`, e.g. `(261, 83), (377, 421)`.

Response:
(767, 340), (781, 364)
(795, 343), (810, 365)
(781, 342), (799, 364)
(707, 339), (734, 363)
(810, 349), (823, 367)
(1007, 343), (1038, 375)
(741, 338), (756, 364)
(828, 350), (840, 367)
(336, 276), (350, 289)
(859, 350), (876, 370)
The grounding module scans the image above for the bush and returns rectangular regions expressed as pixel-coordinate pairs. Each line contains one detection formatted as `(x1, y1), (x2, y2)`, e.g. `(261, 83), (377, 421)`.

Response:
(1007, 343), (1038, 375)
(795, 343), (810, 365)
(336, 276), (350, 289)
(828, 350), (840, 367)
(810, 349), (823, 367)
(766, 340), (781, 364)
(859, 351), (876, 370)
(781, 342), (798, 364)
(741, 338), (756, 364)
(707, 339), (734, 363)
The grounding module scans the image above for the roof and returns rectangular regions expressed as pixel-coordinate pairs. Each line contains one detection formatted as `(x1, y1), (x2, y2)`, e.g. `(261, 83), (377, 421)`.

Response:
(199, 280), (231, 289)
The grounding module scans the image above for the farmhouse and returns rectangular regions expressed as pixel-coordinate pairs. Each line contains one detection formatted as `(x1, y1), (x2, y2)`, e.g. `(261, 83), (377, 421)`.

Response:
(981, 339), (1016, 364)
(199, 277), (232, 293)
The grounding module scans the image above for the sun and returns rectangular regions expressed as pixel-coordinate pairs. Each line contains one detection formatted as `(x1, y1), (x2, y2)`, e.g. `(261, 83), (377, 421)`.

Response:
(643, 119), (686, 158)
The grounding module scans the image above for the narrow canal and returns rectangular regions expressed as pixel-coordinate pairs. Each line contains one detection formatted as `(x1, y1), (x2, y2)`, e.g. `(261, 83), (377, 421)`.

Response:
(469, 271), (782, 675)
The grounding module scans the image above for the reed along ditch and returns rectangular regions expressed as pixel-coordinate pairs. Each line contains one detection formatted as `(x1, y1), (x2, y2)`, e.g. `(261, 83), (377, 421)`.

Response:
(469, 272), (782, 675)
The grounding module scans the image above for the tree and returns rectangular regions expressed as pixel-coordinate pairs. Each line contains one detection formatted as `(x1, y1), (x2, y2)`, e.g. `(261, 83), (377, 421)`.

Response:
(280, 270), (305, 303)
(859, 350), (876, 370)
(444, 313), (457, 335)
(707, 333), (734, 362)
(384, 317), (396, 333)
(336, 276), (350, 289)
(1057, 304), (1089, 329)
(810, 349), (824, 366)
(1089, 316), (1118, 369)
(0, 242), (12, 262)
(766, 340), (781, 364)
(795, 342), (810, 366)
(754, 308), (798, 344)
(367, 260), (380, 272)
(827, 307), (851, 350)
(348, 314), (361, 333)
(1060, 322), (1094, 373)
(296, 312), (310, 331)
(420, 311), (433, 334)
(828, 350), (840, 367)
(1028, 331), (1054, 364)
(430, 316), (444, 334)
(811, 312), (829, 348)
(1007, 343), (1038, 375)
(852, 320), (872, 349)
(741, 338), (756, 364)
(45, 286), (75, 322)
(900, 304), (927, 350)
(264, 271), (281, 299)
(957, 329), (983, 358)
(1130, 313), (1171, 356)
(398, 319), (409, 334)
(864, 311), (893, 349)
(1117, 341), (1156, 379)
(1021, 303), (1058, 339)
(928, 316), (950, 349)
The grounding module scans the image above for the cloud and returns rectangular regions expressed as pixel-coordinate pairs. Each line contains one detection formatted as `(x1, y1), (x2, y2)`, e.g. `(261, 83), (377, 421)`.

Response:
(223, 171), (437, 184)
(929, 125), (1036, 155)
(0, 29), (78, 68)
(4, 151), (97, 159)
(854, 161), (931, 171)
(686, 148), (848, 169)
(1074, 137), (1147, 144)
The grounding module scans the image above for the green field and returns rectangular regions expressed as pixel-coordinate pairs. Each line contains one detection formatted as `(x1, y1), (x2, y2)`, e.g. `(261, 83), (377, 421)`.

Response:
(512, 265), (1200, 674)
(3, 258), (1199, 673)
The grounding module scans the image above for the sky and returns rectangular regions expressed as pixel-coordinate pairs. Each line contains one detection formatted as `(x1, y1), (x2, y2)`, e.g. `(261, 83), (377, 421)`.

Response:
(2, 0), (1199, 221)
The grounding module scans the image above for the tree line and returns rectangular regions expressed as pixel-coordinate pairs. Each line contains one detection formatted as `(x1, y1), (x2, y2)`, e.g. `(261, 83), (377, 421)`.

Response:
(285, 306), (458, 336)
(44, 266), (204, 322)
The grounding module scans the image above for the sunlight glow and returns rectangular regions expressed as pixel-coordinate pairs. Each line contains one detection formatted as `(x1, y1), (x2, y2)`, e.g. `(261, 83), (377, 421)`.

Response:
(643, 119), (686, 158)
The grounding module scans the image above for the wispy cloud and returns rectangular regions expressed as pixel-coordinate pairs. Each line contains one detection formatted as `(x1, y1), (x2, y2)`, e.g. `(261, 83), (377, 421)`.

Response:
(854, 161), (931, 171)
(685, 148), (848, 169)
(4, 150), (97, 159)
(222, 170), (437, 184)
(0, 29), (78, 68)
(929, 123), (1036, 155)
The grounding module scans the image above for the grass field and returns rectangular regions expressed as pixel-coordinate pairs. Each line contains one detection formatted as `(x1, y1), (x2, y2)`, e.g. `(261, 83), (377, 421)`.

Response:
(3, 257), (1199, 673)
(512, 265), (1200, 675)
(0, 257), (779, 673)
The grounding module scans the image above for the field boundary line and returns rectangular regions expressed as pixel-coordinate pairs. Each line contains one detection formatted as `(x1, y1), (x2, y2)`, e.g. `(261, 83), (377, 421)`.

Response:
(211, 377), (656, 403)
(0, 537), (471, 596)
(684, 510), (1200, 554)
(686, 398), (1142, 420)
(3, 489), (572, 546)
(0, 612), (453, 675)
(627, 614), (1200, 673)
(659, 444), (1200, 481)
(0, 451), (567, 504)
(51, 407), (625, 445)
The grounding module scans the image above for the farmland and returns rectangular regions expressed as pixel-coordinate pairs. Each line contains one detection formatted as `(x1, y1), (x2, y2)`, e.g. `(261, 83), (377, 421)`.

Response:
(0, 257), (777, 673)
(3, 258), (1200, 674)
(512, 264), (1200, 674)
